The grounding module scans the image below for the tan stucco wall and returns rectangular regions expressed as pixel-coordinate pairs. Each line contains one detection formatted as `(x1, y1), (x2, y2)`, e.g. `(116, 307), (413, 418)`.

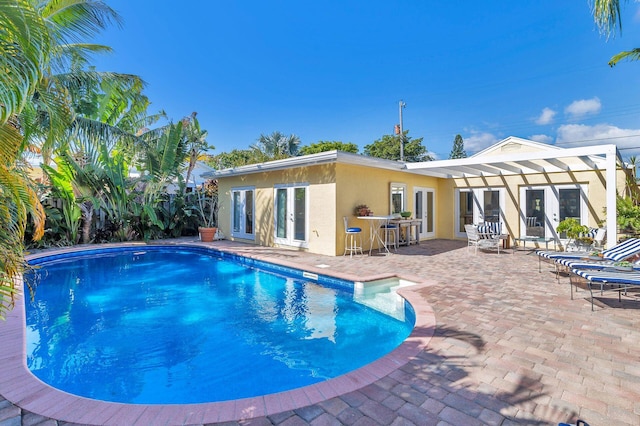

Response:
(335, 163), (443, 252)
(451, 167), (625, 241)
(217, 155), (625, 256)
(217, 164), (338, 256)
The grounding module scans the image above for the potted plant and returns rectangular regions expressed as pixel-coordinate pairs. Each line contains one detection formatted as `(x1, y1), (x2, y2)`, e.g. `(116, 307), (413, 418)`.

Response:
(354, 204), (372, 217)
(613, 260), (633, 271)
(556, 218), (589, 249)
(588, 250), (604, 260)
(400, 211), (412, 218)
(193, 179), (219, 242)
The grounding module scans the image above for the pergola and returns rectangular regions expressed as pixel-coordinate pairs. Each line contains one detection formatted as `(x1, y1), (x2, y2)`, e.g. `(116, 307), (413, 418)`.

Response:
(405, 143), (621, 248)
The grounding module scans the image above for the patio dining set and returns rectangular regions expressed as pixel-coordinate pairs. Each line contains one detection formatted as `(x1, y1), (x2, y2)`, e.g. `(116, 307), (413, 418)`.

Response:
(343, 215), (421, 257)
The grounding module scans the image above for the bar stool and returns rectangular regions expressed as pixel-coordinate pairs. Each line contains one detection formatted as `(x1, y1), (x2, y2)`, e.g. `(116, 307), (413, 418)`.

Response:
(343, 217), (363, 257)
(380, 222), (399, 252)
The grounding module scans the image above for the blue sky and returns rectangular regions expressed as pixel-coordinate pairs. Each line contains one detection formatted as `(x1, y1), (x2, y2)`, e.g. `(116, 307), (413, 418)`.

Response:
(93, 1), (640, 159)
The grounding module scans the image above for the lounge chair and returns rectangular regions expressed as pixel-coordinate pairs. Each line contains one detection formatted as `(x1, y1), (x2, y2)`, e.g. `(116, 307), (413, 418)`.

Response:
(552, 237), (640, 270)
(536, 227), (606, 266)
(536, 231), (627, 275)
(570, 266), (640, 310)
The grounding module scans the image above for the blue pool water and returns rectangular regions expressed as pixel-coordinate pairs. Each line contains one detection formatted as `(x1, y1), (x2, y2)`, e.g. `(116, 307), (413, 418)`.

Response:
(24, 246), (414, 404)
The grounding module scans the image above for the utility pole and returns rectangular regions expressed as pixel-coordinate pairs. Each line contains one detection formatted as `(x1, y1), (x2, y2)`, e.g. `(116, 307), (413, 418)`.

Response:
(398, 100), (406, 161)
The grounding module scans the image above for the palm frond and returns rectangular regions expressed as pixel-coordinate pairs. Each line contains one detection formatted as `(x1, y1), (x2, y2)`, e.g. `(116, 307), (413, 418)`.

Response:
(0, 0), (50, 123)
(609, 48), (640, 66)
(592, 0), (622, 38)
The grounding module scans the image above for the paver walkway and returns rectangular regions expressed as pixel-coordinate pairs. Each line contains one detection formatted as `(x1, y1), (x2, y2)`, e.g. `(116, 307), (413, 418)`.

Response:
(1, 239), (639, 425)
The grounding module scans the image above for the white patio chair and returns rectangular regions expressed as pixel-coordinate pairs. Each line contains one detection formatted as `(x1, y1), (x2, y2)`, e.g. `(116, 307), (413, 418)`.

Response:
(467, 223), (502, 254)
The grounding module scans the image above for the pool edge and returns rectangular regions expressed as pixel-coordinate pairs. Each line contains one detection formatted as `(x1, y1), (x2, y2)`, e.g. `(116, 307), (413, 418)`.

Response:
(1, 242), (436, 425)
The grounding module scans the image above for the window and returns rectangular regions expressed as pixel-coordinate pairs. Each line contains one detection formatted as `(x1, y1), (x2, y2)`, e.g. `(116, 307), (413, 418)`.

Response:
(231, 187), (254, 239)
(390, 183), (407, 214)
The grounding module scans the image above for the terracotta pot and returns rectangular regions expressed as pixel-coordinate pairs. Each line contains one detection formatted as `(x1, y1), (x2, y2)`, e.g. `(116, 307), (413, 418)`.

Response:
(198, 227), (217, 242)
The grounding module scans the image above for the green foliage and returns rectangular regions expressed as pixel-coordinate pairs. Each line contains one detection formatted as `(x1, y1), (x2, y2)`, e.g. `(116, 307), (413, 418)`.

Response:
(42, 159), (82, 245)
(299, 141), (358, 155)
(616, 196), (640, 233)
(555, 217), (588, 239)
(364, 130), (433, 162)
(206, 149), (262, 169)
(449, 134), (467, 159)
(188, 179), (219, 228)
(254, 131), (300, 160)
(182, 112), (213, 191)
(591, 0), (638, 66)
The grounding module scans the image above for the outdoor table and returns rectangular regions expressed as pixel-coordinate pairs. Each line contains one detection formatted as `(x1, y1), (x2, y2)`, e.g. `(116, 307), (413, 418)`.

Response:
(357, 215), (395, 255)
(389, 218), (420, 246)
(513, 236), (556, 253)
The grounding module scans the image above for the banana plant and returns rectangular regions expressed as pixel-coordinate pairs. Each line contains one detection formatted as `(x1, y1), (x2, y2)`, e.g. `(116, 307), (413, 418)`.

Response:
(42, 158), (82, 245)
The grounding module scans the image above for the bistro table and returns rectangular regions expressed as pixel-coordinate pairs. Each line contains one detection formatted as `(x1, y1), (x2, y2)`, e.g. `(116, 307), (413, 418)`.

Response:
(357, 215), (395, 255)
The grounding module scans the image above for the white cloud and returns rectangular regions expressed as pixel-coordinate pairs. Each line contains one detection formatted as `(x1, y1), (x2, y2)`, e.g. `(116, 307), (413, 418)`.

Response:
(464, 131), (500, 153)
(535, 107), (556, 125)
(529, 134), (553, 144)
(556, 124), (640, 154)
(564, 97), (602, 118)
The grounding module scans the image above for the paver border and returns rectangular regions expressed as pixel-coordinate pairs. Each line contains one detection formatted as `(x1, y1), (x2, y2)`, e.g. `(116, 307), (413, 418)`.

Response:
(0, 242), (436, 425)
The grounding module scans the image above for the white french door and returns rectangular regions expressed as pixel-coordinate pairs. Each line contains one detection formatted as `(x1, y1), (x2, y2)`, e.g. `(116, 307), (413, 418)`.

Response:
(455, 188), (505, 238)
(414, 187), (435, 240)
(519, 184), (588, 238)
(274, 184), (308, 248)
(231, 187), (255, 239)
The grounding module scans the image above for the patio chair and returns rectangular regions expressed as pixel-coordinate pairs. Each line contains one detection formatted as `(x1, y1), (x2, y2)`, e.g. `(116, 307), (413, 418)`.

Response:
(465, 224), (501, 254)
(569, 266), (640, 310)
(538, 236), (640, 276)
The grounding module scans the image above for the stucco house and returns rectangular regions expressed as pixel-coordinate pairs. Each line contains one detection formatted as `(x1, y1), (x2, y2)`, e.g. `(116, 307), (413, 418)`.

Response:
(209, 137), (625, 256)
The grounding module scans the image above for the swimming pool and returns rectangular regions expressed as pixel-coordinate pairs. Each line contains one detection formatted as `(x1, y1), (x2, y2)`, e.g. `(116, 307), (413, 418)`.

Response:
(24, 245), (415, 404)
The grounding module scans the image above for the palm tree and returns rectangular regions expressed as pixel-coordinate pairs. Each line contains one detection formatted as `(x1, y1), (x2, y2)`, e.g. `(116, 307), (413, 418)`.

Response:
(254, 131), (301, 160)
(0, 1), (50, 318)
(182, 112), (213, 192)
(592, 0), (640, 65)
(0, 0), (122, 318)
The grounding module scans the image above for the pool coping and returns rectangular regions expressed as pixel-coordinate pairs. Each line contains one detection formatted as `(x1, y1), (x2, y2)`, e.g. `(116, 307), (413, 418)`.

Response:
(0, 242), (436, 425)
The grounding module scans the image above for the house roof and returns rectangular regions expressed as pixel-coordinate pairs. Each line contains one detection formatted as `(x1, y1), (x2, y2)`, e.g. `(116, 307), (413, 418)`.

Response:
(208, 137), (623, 179)
(207, 150), (410, 178)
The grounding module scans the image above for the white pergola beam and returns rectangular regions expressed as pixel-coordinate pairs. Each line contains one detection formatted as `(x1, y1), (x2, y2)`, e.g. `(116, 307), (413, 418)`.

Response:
(605, 147), (618, 248)
(515, 160), (546, 173)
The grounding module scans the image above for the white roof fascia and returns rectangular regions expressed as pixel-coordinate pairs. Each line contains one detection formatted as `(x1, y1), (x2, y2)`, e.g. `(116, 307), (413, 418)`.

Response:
(208, 144), (618, 180)
(208, 150), (409, 178)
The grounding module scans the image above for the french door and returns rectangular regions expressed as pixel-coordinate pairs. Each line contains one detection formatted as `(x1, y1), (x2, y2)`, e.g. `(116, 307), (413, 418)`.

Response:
(231, 187), (254, 239)
(274, 184), (308, 248)
(414, 187), (435, 240)
(455, 188), (505, 237)
(519, 185), (587, 238)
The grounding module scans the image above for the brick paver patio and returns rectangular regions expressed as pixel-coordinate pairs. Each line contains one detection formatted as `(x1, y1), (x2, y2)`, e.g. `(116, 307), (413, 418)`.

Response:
(1, 239), (639, 425)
